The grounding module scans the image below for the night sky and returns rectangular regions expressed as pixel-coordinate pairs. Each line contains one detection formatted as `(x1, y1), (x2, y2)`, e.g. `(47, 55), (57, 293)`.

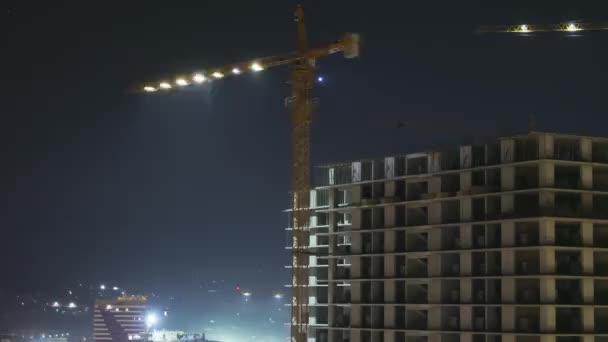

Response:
(2, 0), (608, 339)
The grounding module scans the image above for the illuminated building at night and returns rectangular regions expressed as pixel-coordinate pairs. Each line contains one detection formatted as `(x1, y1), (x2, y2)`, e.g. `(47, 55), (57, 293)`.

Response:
(299, 132), (608, 342)
(93, 296), (148, 342)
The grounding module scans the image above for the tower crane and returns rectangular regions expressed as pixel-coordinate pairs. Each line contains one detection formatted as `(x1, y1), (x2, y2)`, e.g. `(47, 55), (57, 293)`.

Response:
(140, 4), (360, 342)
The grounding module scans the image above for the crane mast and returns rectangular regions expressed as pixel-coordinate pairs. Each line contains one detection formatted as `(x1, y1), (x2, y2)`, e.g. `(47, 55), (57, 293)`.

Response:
(289, 5), (313, 342)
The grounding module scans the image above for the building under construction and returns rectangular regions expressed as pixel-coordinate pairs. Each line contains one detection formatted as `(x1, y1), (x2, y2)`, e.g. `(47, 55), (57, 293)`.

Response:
(296, 131), (608, 342)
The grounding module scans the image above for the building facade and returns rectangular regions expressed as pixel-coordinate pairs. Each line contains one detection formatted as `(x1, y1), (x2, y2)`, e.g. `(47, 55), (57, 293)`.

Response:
(93, 296), (147, 342)
(298, 132), (608, 342)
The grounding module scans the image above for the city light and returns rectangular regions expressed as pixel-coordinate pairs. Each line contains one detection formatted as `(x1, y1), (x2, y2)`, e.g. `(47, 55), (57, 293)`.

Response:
(250, 62), (264, 72)
(242, 291), (252, 297)
(273, 293), (284, 299)
(212, 71), (224, 79)
(519, 24), (530, 32)
(52, 301), (60, 307)
(146, 313), (158, 328)
(317, 76), (324, 83)
(232, 67), (241, 75)
(112, 286), (119, 291)
(100, 285), (106, 290)
(192, 73), (206, 83)
(159, 82), (172, 89)
(567, 23), (580, 32)
(106, 305), (112, 310)
(175, 78), (189, 86)
(68, 302), (77, 309)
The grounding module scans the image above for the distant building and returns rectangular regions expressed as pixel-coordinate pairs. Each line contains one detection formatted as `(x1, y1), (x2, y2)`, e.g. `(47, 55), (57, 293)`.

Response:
(0, 334), (16, 342)
(149, 331), (219, 342)
(93, 296), (147, 342)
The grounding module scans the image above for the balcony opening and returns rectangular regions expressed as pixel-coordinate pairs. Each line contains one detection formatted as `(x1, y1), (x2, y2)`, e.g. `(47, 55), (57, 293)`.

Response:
(406, 232), (428, 252)
(442, 226), (460, 250)
(441, 253), (461, 277)
(514, 193), (539, 217)
(556, 338), (581, 342)
(361, 257), (371, 279)
(473, 224), (486, 248)
(515, 222), (539, 246)
(441, 280), (460, 304)
(372, 207), (384, 229)
(594, 166), (608, 191)
(515, 307), (540, 333)
(487, 253), (502, 276)
(395, 180), (406, 201)
(472, 170), (485, 186)
(396, 281), (406, 304)
(441, 173), (460, 194)
(396, 205), (406, 227)
(516, 337), (539, 342)
(406, 257), (428, 277)
(472, 197), (486, 221)
(515, 165), (539, 189)
(406, 309), (428, 330)
(597, 308), (608, 333)
(555, 165), (581, 189)
(473, 279), (486, 304)
(595, 252), (608, 276)
(371, 281), (384, 303)
(406, 283), (428, 304)
(595, 280), (608, 304)
(487, 169), (501, 188)
(395, 256), (406, 277)
(555, 192), (582, 217)
(472, 145), (486, 167)
(556, 251), (582, 275)
(487, 280), (502, 304)
(556, 307), (582, 333)
(555, 137), (581, 161)
(487, 224), (501, 247)
(555, 222), (582, 246)
(516, 279), (539, 304)
(595, 224), (608, 248)
(472, 252), (486, 276)
(396, 156), (406, 177)
(487, 307), (502, 331)
(593, 141), (608, 163)
(395, 307), (406, 329)
(442, 200), (460, 224)
(515, 136), (539, 161)
(407, 156), (428, 175)
(371, 256), (383, 277)
(487, 143), (501, 165)
(556, 279), (582, 304)
(407, 181), (428, 201)
(441, 148), (461, 171)
(441, 307), (460, 330)
(594, 195), (608, 219)
(407, 206), (429, 226)
(396, 230), (406, 252)
(473, 307), (485, 330)
(515, 250), (540, 274)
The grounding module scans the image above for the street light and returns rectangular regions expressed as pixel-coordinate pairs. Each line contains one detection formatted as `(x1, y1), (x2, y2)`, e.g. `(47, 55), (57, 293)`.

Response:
(146, 313), (158, 328)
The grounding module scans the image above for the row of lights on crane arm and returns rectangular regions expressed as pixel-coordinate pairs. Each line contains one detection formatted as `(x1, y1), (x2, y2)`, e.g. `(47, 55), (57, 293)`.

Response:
(144, 62), (265, 92)
(516, 22), (581, 33)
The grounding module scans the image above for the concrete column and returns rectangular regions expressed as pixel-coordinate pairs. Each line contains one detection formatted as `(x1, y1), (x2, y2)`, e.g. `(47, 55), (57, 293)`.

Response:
(540, 247), (556, 274)
(538, 133), (554, 159)
(383, 331), (395, 342)
(581, 222), (593, 247)
(501, 166), (515, 190)
(461, 145), (473, 169)
(384, 255), (395, 278)
(460, 279), (472, 303)
(581, 164), (593, 189)
(429, 279), (442, 304)
(502, 222), (515, 246)
(501, 195), (514, 216)
(350, 305), (361, 327)
(539, 191), (555, 213)
(428, 307), (442, 330)
(461, 333), (473, 342)
(385, 230), (396, 254)
(582, 249), (594, 274)
(384, 280), (395, 303)
(460, 224), (472, 248)
(385, 157), (395, 179)
(582, 193), (593, 216)
(539, 219), (555, 245)
(351, 232), (362, 254)
(429, 228), (442, 251)
(538, 161), (555, 187)
(502, 335), (515, 342)
(349, 330), (360, 342)
(429, 177), (441, 194)
(430, 152), (442, 172)
(582, 306), (595, 332)
(501, 306), (515, 331)
(429, 255), (442, 277)
(460, 252), (472, 276)
(501, 249), (515, 274)
(351, 186), (362, 204)
(385, 181), (396, 198)
(460, 172), (472, 193)
(352, 162), (361, 182)
(581, 137), (593, 162)
(540, 336), (556, 342)
(582, 337), (594, 342)
(502, 279), (515, 303)
(384, 305), (395, 329)
(428, 334), (441, 342)
(429, 203), (442, 225)
(501, 139), (515, 163)
(582, 278), (594, 304)
(540, 278), (556, 303)
(460, 198), (472, 222)
(351, 257), (361, 278)
(328, 167), (336, 185)
(540, 306), (556, 333)
(460, 305), (472, 330)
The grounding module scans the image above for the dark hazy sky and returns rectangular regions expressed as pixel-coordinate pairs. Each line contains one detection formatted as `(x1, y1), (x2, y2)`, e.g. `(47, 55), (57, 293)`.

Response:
(3, 0), (608, 294)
